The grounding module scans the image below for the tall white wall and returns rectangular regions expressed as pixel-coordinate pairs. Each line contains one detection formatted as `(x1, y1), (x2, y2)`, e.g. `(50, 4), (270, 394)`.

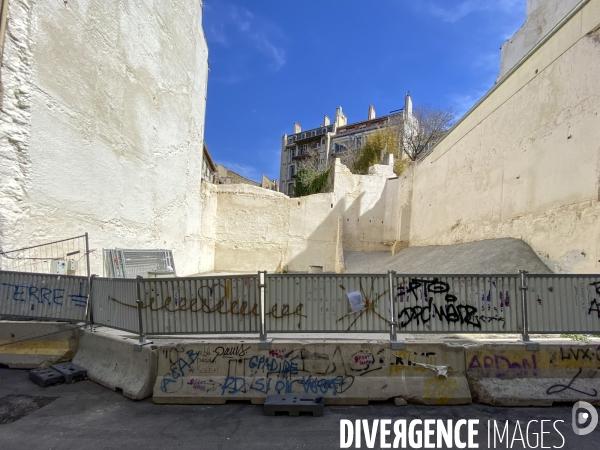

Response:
(498, 0), (581, 80)
(410, 0), (600, 273)
(0, 0), (208, 275)
(332, 158), (410, 253)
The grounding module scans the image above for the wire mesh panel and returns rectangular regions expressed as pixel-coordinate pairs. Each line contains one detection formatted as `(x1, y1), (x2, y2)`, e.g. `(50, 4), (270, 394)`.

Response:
(392, 274), (521, 333)
(103, 249), (176, 278)
(91, 278), (139, 333)
(139, 276), (260, 334)
(527, 274), (600, 334)
(265, 274), (390, 332)
(0, 270), (88, 322)
(0, 235), (89, 276)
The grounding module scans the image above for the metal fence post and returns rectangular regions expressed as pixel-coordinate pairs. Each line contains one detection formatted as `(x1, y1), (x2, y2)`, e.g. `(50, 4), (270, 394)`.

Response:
(388, 270), (404, 350)
(258, 270), (272, 350)
(85, 274), (97, 332)
(135, 275), (152, 350)
(519, 270), (539, 350)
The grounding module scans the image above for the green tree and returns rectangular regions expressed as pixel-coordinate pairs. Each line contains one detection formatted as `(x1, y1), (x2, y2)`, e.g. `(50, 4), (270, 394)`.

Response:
(352, 127), (404, 175)
(294, 167), (330, 197)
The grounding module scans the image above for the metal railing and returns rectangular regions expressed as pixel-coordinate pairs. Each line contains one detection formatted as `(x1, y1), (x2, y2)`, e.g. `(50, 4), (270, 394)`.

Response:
(1, 270), (599, 346)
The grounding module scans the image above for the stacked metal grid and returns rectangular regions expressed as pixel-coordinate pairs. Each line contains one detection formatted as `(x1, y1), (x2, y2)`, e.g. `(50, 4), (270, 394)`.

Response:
(103, 249), (176, 278)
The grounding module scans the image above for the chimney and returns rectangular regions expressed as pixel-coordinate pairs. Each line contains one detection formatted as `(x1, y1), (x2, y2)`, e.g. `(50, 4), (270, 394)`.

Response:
(404, 92), (413, 116)
(294, 122), (302, 134)
(323, 115), (330, 126)
(368, 105), (376, 120)
(335, 106), (347, 127)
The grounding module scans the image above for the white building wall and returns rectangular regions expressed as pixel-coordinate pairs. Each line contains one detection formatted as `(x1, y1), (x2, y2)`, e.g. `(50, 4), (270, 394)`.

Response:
(0, 0), (208, 275)
(410, 0), (600, 273)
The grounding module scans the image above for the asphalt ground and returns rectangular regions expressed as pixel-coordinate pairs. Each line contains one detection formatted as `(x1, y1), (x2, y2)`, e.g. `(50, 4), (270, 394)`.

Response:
(1, 368), (599, 450)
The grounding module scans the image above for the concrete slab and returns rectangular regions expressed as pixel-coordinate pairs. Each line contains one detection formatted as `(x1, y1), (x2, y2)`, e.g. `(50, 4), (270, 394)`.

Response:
(344, 238), (552, 274)
(0, 321), (80, 368)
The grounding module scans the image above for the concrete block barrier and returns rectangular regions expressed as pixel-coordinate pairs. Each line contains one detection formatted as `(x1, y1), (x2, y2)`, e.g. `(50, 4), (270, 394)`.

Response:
(73, 330), (158, 400)
(153, 340), (471, 405)
(465, 342), (600, 406)
(0, 320), (79, 368)
(389, 342), (471, 406)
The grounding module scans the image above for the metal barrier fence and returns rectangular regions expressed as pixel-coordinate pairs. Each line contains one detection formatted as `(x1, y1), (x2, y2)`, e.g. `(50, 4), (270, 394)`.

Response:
(527, 274), (600, 334)
(1, 270), (599, 345)
(137, 275), (260, 335)
(0, 270), (88, 322)
(392, 274), (522, 334)
(265, 273), (390, 332)
(90, 277), (139, 333)
(0, 234), (90, 277)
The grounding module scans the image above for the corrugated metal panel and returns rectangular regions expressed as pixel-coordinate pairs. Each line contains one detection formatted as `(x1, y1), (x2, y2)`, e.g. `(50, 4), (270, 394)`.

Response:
(91, 278), (139, 333)
(0, 270), (88, 322)
(393, 275), (521, 333)
(139, 276), (260, 334)
(265, 274), (390, 332)
(527, 274), (600, 334)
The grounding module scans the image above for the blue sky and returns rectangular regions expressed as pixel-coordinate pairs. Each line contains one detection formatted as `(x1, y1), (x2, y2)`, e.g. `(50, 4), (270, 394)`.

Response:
(203, 1), (526, 182)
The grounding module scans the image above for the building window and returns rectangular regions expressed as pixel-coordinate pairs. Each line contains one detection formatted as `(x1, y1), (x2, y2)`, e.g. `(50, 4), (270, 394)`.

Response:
(289, 165), (295, 178)
(334, 143), (347, 153)
(288, 183), (294, 195)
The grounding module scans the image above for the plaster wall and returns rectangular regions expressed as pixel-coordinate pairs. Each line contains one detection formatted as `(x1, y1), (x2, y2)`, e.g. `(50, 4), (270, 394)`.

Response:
(332, 158), (412, 253)
(498, 0), (581, 80)
(410, 1), (600, 273)
(0, 0), (208, 275)
(206, 183), (342, 273)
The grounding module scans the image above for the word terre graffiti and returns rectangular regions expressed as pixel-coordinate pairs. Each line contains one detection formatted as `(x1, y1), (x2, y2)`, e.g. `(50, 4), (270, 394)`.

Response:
(2, 282), (88, 308)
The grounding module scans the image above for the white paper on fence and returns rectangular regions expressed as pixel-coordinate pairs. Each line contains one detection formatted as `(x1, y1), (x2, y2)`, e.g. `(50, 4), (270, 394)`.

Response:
(347, 291), (365, 313)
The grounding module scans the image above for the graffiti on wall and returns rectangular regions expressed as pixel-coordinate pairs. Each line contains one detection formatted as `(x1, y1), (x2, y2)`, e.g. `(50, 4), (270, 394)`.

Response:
(159, 344), (388, 397)
(467, 347), (600, 399)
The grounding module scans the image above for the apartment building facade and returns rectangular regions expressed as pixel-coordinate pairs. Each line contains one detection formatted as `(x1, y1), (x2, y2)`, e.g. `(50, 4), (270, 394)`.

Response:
(280, 94), (413, 196)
